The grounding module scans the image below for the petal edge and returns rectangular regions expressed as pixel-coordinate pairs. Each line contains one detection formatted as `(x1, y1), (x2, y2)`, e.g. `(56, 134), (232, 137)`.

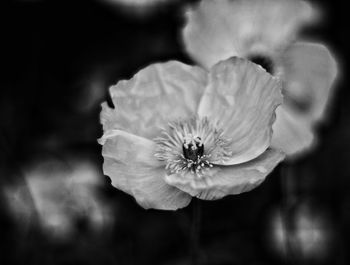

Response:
(165, 149), (285, 200)
(101, 130), (192, 210)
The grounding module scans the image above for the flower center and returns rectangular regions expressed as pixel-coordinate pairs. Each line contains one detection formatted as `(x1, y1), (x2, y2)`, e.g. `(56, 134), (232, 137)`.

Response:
(154, 117), (232, 176)
(182, 135), (204, 161)
(181, 134), (211, 174)
(248, 55), (274, 74)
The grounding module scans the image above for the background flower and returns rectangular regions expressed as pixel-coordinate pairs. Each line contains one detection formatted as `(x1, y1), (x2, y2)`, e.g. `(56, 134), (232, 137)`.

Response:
(98, 0), (180, 16)
(182, 0), (338, 158)
(99, 57), (284, 210)
(4, 158), (115, 240)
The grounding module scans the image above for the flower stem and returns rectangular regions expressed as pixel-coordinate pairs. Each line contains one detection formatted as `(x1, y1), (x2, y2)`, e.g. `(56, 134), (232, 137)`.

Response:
(190, 198), (202, 265)
(281, 164), (301, 265)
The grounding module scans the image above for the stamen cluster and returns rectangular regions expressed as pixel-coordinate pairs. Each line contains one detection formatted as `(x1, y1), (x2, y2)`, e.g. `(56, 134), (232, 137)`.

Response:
(154, 117), (232, 177)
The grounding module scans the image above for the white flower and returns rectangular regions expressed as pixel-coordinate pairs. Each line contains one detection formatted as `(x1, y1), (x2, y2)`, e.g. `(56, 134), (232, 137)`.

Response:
(182, 0), (338, 158)
(99, 57), (284, 210)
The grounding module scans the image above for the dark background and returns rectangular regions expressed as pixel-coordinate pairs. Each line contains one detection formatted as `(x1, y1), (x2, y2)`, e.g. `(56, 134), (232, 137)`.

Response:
(0, 0), (349, 264)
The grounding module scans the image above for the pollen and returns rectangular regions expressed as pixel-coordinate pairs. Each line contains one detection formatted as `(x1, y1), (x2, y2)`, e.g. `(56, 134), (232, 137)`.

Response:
(154, 117), (232, 177)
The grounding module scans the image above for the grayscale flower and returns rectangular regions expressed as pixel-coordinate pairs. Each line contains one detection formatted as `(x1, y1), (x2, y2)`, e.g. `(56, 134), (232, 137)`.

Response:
(99, 57), (284, 210)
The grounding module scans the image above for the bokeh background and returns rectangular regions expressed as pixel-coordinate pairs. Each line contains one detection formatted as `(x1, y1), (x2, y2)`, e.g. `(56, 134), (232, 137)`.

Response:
(0, 0), (348, 264)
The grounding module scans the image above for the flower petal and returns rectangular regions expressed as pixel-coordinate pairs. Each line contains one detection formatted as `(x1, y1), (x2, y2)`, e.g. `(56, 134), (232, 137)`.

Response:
(271, 106), (314, 157)
(182, 0), (316, 68)
(101, 61), (207, 140)
(198, 57), (283, 165)
(101, 130), (192, 210)
(165, 149), (284, 200)
(276, 42), (338, 122)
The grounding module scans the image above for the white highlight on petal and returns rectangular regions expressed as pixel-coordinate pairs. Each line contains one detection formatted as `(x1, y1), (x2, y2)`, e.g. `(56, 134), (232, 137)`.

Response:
(256, 166), (268, 174)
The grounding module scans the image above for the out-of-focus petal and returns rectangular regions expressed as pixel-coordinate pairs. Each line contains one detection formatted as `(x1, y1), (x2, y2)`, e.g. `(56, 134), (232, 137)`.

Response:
(165, 149), (284, 200)
(271, 107), (314, 157)
(100, 0), (179, 16)
(4, 159), (115, 239)
(101, 130), (192, 210)
(198, 57), (283, 165)
(276, 42), (338, 122)
(101, 61), (207, 140)
(183, 0), (316, 68)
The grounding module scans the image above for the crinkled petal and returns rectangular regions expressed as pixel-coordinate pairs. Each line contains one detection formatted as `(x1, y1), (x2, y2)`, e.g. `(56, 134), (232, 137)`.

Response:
(100, 61), (207, 140)
(276, 41), (338, 122)
(271, 106), (314, 157)
(101, 130), (192, 210)
(165, 149), (284, 200)
(183, 0), (317, 68)
(198, 57), (283, 165)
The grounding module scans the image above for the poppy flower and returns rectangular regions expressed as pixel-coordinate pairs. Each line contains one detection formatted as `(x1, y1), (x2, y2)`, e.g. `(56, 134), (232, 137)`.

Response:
(99, 57), (284, 210)
(182, 0), (338, 157)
